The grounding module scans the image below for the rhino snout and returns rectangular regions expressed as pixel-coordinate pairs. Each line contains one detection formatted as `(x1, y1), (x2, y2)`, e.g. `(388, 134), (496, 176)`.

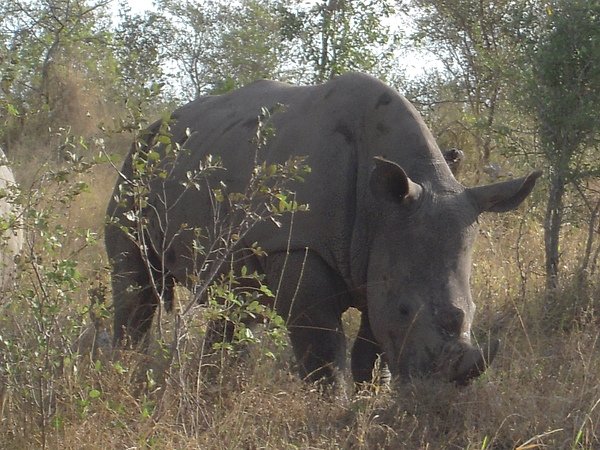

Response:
(443, 338), (499, 385)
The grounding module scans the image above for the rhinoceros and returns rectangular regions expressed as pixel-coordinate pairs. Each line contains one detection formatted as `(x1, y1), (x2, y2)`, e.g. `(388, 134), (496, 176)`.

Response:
(443, 148), (464, 176)
(106, 73), (540, 385)
(0, 148), (23, 297)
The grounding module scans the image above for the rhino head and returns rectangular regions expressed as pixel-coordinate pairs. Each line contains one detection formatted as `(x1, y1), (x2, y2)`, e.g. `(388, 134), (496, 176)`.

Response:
(367, 157), (541, 384)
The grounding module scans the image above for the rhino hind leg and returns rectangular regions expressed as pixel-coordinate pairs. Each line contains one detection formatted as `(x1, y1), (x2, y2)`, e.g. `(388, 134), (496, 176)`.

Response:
(266, 251), (349, 385)
(351, 312), (388, 386)
(108, 227), (174, 347)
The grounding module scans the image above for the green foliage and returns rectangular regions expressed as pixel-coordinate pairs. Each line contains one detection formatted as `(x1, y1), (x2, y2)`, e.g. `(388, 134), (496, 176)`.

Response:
(0, 0), (117, 146)
(281, 0), (400, 83)
(204, 265), (287, 353)
(148, 0), (401, 96)
(0, 126), (105, 447)
(519, 0), (600, 169)
(153, 0), (291, 97)
(113, 6), (167, 101)
(409, 0), (527, 167)
(513, 0), (600, 293)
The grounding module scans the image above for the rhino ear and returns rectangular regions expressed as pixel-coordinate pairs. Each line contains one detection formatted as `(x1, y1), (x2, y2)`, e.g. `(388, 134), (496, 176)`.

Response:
(370, 156), (422, 204)
(468, 170), (542, 213)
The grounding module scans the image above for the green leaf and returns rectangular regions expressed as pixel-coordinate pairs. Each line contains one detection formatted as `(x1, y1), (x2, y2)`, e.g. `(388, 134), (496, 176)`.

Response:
(147, 150), (161, 161)
(260, 285), (274, 297)
(157, 135), (171, 145)
(113, 361), (127, 374)
(89, 389), (101, 399)
(6, 103), (19, 116)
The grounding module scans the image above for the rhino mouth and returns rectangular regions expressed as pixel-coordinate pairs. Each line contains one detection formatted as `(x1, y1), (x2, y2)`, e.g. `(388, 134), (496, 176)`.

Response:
(438, 338), (499, 385)
(384, 336), (498, 385)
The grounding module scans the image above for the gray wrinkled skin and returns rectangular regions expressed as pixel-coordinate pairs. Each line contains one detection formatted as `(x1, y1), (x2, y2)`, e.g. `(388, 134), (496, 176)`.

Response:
(106, 73), (541, 385)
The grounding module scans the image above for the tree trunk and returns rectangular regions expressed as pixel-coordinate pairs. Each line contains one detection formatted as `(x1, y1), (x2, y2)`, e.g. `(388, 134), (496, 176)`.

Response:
(577, 196), (600, 284)
(317, 1), (333, 82)
(544, 170), (566, 294)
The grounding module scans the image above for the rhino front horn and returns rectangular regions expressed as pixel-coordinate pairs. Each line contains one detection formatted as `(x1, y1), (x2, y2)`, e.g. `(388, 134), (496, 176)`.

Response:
(451, 338), (500, 385)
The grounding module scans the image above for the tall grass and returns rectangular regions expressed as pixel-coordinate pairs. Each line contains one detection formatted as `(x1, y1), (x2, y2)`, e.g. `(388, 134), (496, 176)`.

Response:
(1, 129), (599, 449)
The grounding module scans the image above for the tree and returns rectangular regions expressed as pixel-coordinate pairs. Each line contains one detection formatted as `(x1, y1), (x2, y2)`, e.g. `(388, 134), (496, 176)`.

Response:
(0, 0), (115, 152)
(212, 0), (294, 92)
(280, 0), (399, 83)
(131, 0), (402, 98)
(409, 0), (524, 169)
(517, 0), (600, 293)
(154, 0), (293, 98)
(112, 5), (167, 101)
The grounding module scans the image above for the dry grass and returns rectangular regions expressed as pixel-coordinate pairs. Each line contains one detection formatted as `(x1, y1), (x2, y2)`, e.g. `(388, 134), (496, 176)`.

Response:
(2, 313), (599, 449)
(1, 213), (599, 450)
(1, 151), (599, 449)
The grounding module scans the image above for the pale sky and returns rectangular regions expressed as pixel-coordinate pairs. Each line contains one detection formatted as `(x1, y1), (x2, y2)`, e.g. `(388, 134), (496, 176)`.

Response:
(112, 0), (151, 14)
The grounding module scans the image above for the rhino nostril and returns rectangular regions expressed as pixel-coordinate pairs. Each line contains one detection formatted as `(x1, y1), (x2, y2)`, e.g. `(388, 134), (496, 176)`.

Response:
(440, 307), (465, 337)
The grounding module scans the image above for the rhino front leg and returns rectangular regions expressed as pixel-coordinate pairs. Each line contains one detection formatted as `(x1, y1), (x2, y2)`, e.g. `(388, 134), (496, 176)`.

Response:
(351, 311), (387, 385)
(266, 251), (349, 385)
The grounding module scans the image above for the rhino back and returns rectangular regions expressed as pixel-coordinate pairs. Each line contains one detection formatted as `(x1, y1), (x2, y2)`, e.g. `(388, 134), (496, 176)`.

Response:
(115, 73), (455, 291)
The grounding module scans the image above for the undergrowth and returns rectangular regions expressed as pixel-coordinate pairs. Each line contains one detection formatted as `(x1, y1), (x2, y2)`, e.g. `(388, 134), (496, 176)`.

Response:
(0, 123), (599, 450)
